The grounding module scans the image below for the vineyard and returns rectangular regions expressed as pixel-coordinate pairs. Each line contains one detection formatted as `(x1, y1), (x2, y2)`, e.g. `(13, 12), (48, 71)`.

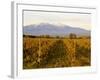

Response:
(23, 37), (91, 69)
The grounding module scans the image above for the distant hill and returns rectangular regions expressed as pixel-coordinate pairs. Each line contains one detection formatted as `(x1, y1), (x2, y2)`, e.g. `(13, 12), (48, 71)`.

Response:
(23, 23), (90, 37)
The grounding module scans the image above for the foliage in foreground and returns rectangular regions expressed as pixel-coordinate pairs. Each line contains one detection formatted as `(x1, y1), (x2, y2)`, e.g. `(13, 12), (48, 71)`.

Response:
(23, 37), (91, 69)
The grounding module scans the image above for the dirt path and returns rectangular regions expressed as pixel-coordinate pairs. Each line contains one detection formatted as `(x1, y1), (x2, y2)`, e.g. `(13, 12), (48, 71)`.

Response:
(39, 40), (70, 68)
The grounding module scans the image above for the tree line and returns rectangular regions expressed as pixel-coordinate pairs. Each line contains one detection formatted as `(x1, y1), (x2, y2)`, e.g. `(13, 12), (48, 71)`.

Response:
(23, 33), (90, 39)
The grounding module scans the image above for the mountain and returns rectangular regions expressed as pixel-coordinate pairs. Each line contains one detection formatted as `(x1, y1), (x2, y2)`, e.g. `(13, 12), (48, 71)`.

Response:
(23, 23), (90, 36)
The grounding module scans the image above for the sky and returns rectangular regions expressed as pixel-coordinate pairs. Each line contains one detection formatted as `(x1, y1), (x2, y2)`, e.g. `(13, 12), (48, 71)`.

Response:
(23, 10), (91, 30)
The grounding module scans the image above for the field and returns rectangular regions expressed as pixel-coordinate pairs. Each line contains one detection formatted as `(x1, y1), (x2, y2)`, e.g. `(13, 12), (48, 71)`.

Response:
(23, 37), (91, 69)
